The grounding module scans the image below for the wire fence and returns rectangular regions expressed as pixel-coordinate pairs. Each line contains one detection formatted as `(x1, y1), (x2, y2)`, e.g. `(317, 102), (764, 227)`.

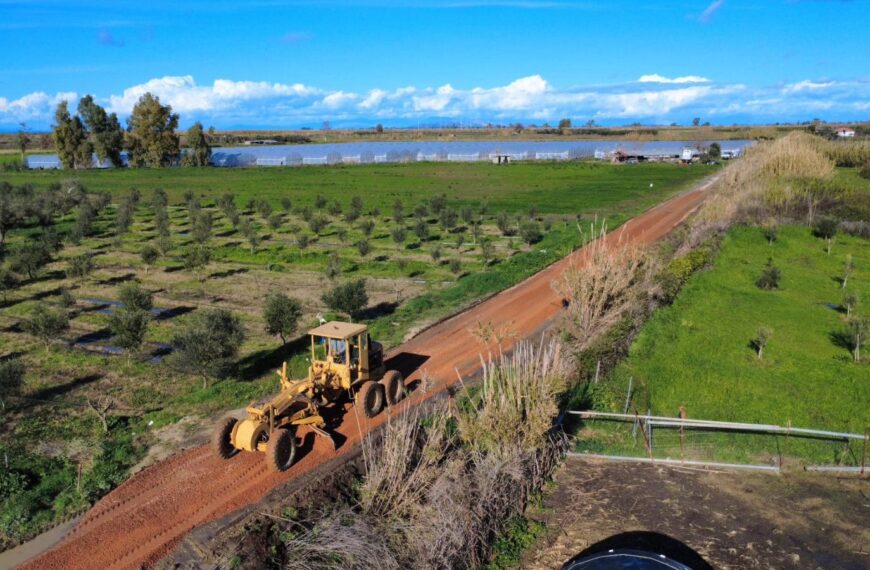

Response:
(571, 411), (869, 474)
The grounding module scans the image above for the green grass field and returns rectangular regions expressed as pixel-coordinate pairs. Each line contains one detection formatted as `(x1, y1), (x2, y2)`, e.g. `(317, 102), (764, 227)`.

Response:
(584, 225), (869, 464)
(1, 161), (717, 215)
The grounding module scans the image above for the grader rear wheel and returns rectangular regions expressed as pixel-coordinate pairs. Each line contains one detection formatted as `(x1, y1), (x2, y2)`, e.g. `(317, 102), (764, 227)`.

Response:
(266, 428), (297, 472)
(212, 417), (238, 459)
(381, 370), (405, 406)
(355, 381), (384, 418)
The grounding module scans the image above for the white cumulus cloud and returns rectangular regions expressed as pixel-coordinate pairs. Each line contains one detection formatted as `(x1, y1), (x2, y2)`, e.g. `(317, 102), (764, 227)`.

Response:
(638, 74), (711, 84)
(1, 73), (868, 129)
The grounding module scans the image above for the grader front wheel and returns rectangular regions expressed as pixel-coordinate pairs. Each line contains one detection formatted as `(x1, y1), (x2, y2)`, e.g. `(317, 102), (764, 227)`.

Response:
(266, 428), (297, 472)
(212, 417), (238, 459)
(355, 381), (384, 418)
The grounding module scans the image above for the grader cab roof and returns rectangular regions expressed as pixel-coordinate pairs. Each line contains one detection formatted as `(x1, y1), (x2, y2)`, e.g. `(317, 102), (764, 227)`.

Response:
(307, 321), (368, 340)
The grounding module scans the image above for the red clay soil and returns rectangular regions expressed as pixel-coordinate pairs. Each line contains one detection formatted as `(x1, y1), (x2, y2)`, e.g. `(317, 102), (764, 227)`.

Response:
(19, 177), (716, 570)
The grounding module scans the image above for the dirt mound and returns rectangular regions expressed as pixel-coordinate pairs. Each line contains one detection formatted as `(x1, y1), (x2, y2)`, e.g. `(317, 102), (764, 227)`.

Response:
(19, 179), (714, 570)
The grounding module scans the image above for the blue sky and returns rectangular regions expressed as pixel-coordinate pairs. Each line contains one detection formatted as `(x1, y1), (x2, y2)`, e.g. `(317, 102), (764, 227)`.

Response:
(1, 0), (868, 130)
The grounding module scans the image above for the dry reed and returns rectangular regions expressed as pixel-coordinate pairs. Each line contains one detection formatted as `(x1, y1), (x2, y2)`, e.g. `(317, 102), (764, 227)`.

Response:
(553, 223), (653, 353)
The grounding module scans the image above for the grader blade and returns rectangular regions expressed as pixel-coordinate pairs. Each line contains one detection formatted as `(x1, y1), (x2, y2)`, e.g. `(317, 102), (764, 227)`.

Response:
(309, 425), (337, 450)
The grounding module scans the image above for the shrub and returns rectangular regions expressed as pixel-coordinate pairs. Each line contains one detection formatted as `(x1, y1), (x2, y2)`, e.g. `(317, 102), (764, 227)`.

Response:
(356, 239), (371, 257)
(519, 221), (543, 246)
(118, 282), (153, 312)
(761, 220), (778, 245)
(430, 246), (441, 263)
(449, 258), (462, 275)
(326, 251), (342, 280)
(0, 266), (20, 303)
(413, 218), (429, 241)
(170, 309), (246, 388)
(108, 307), (150, 359)
(842, 292), (859, 318)
(842, 316), (869, 363)
(813, 216), (838, 254)
(192, 211), (213, 244)
(268, 213), (283, 231)
(314, 194), (326, 209)
(496, 211), (513, 236)
(255, 198), (272, 220)
(752, 326), (773, 359)
(66, 254), (94, 283)
(281, 196), (293, 212)
(391, 226), (406, 246)
(322, 279), (368, 320)
(860, 162), (870, 180)
(360, 219), (375, 237)
(58, 288), (75, 308)
(140, 245), (159, 270)
(756, 257), (781, 290)
(182, 245), (211, 280)
(23, 303), (69, 349)
(0, 358), (25, 409)
(263, 293), (302, 346)
(308, 215), (327, 235)
(9, 243), (52, 280)
(656, 245), (714, 303)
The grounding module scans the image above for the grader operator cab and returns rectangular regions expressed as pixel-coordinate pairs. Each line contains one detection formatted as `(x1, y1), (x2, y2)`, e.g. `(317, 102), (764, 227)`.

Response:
(212, 321), (405, 471)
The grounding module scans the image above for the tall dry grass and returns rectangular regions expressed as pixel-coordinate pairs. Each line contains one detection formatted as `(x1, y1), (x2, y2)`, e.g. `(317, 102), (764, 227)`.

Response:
(456, 339), (566, 453)
(682, 131), (847, 251)
(553, 224), (654, 352)
(822, 139), (870, 167)
(284, 340), (567, 569)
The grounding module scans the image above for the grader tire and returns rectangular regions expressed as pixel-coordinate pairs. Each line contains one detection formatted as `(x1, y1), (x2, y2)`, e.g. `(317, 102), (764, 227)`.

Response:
(381, 370), (405, 406)
(266, 428), (297, 472)
(212, 417), (238, 460)
(355, 381), (384, 418)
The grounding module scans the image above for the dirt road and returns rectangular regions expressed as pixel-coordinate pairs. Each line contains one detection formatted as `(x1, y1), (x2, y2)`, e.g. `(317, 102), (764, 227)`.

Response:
(19, 177), (715, 570)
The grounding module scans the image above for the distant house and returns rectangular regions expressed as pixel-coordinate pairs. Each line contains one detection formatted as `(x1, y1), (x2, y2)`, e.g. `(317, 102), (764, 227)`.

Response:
(836, 128), (856, 138)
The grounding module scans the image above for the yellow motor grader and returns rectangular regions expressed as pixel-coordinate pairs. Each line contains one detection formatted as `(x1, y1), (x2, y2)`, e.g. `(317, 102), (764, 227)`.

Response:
(212, 321), (405, 471)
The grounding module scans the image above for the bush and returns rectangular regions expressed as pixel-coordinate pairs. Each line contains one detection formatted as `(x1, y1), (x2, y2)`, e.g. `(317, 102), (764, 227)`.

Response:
(449, 258), (462, 275)
(9, 243), (52, 280)
(58, 288), (75, 308)
(656, 245), (714, 303)
(108, 308), (150, 358)
(519, 221), (543, 246)
(170, 309), (246, 388)
(263, 293), (302, 345)
(118, 282), (153, 312)
(322, 279), (368, 320)
(0, 358), (25, 408)
(139, 245), (159, 272)
(860, 162), (870, 180)
(756, 257), (781, 290)
(356, 239), (371, 257)
(66, 254), (94, 283)
(23, 303), (69, 348)
(0, 266), (20, 303)
(182, 245), (211, 278)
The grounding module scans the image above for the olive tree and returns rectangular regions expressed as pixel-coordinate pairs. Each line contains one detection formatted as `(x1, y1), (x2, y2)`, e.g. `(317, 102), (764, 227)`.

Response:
(23, 303), (69, 350)
(0, 358), (24, 410)
(171, 309), (246, 388)
(263, 293), (303, 346)
(322, 279), (368, 321)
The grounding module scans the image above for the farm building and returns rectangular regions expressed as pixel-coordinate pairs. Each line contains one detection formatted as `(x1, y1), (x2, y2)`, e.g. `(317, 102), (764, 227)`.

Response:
(836, 128), (856, 138)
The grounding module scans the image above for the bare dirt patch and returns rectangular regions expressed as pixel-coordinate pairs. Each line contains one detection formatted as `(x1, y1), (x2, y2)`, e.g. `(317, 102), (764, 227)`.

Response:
(523, 457), (869, 570)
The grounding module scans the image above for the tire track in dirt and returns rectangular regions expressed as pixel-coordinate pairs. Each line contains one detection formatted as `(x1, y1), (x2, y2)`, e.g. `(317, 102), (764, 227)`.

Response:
(17, 177), (716, 570)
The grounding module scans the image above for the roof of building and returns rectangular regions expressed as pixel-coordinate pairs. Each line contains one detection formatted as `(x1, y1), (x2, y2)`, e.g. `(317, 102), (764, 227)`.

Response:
(307, 321), (368, 339)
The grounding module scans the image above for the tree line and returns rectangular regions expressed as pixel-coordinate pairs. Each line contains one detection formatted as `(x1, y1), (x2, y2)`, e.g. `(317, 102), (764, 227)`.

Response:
(52, 93), (211, 169)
